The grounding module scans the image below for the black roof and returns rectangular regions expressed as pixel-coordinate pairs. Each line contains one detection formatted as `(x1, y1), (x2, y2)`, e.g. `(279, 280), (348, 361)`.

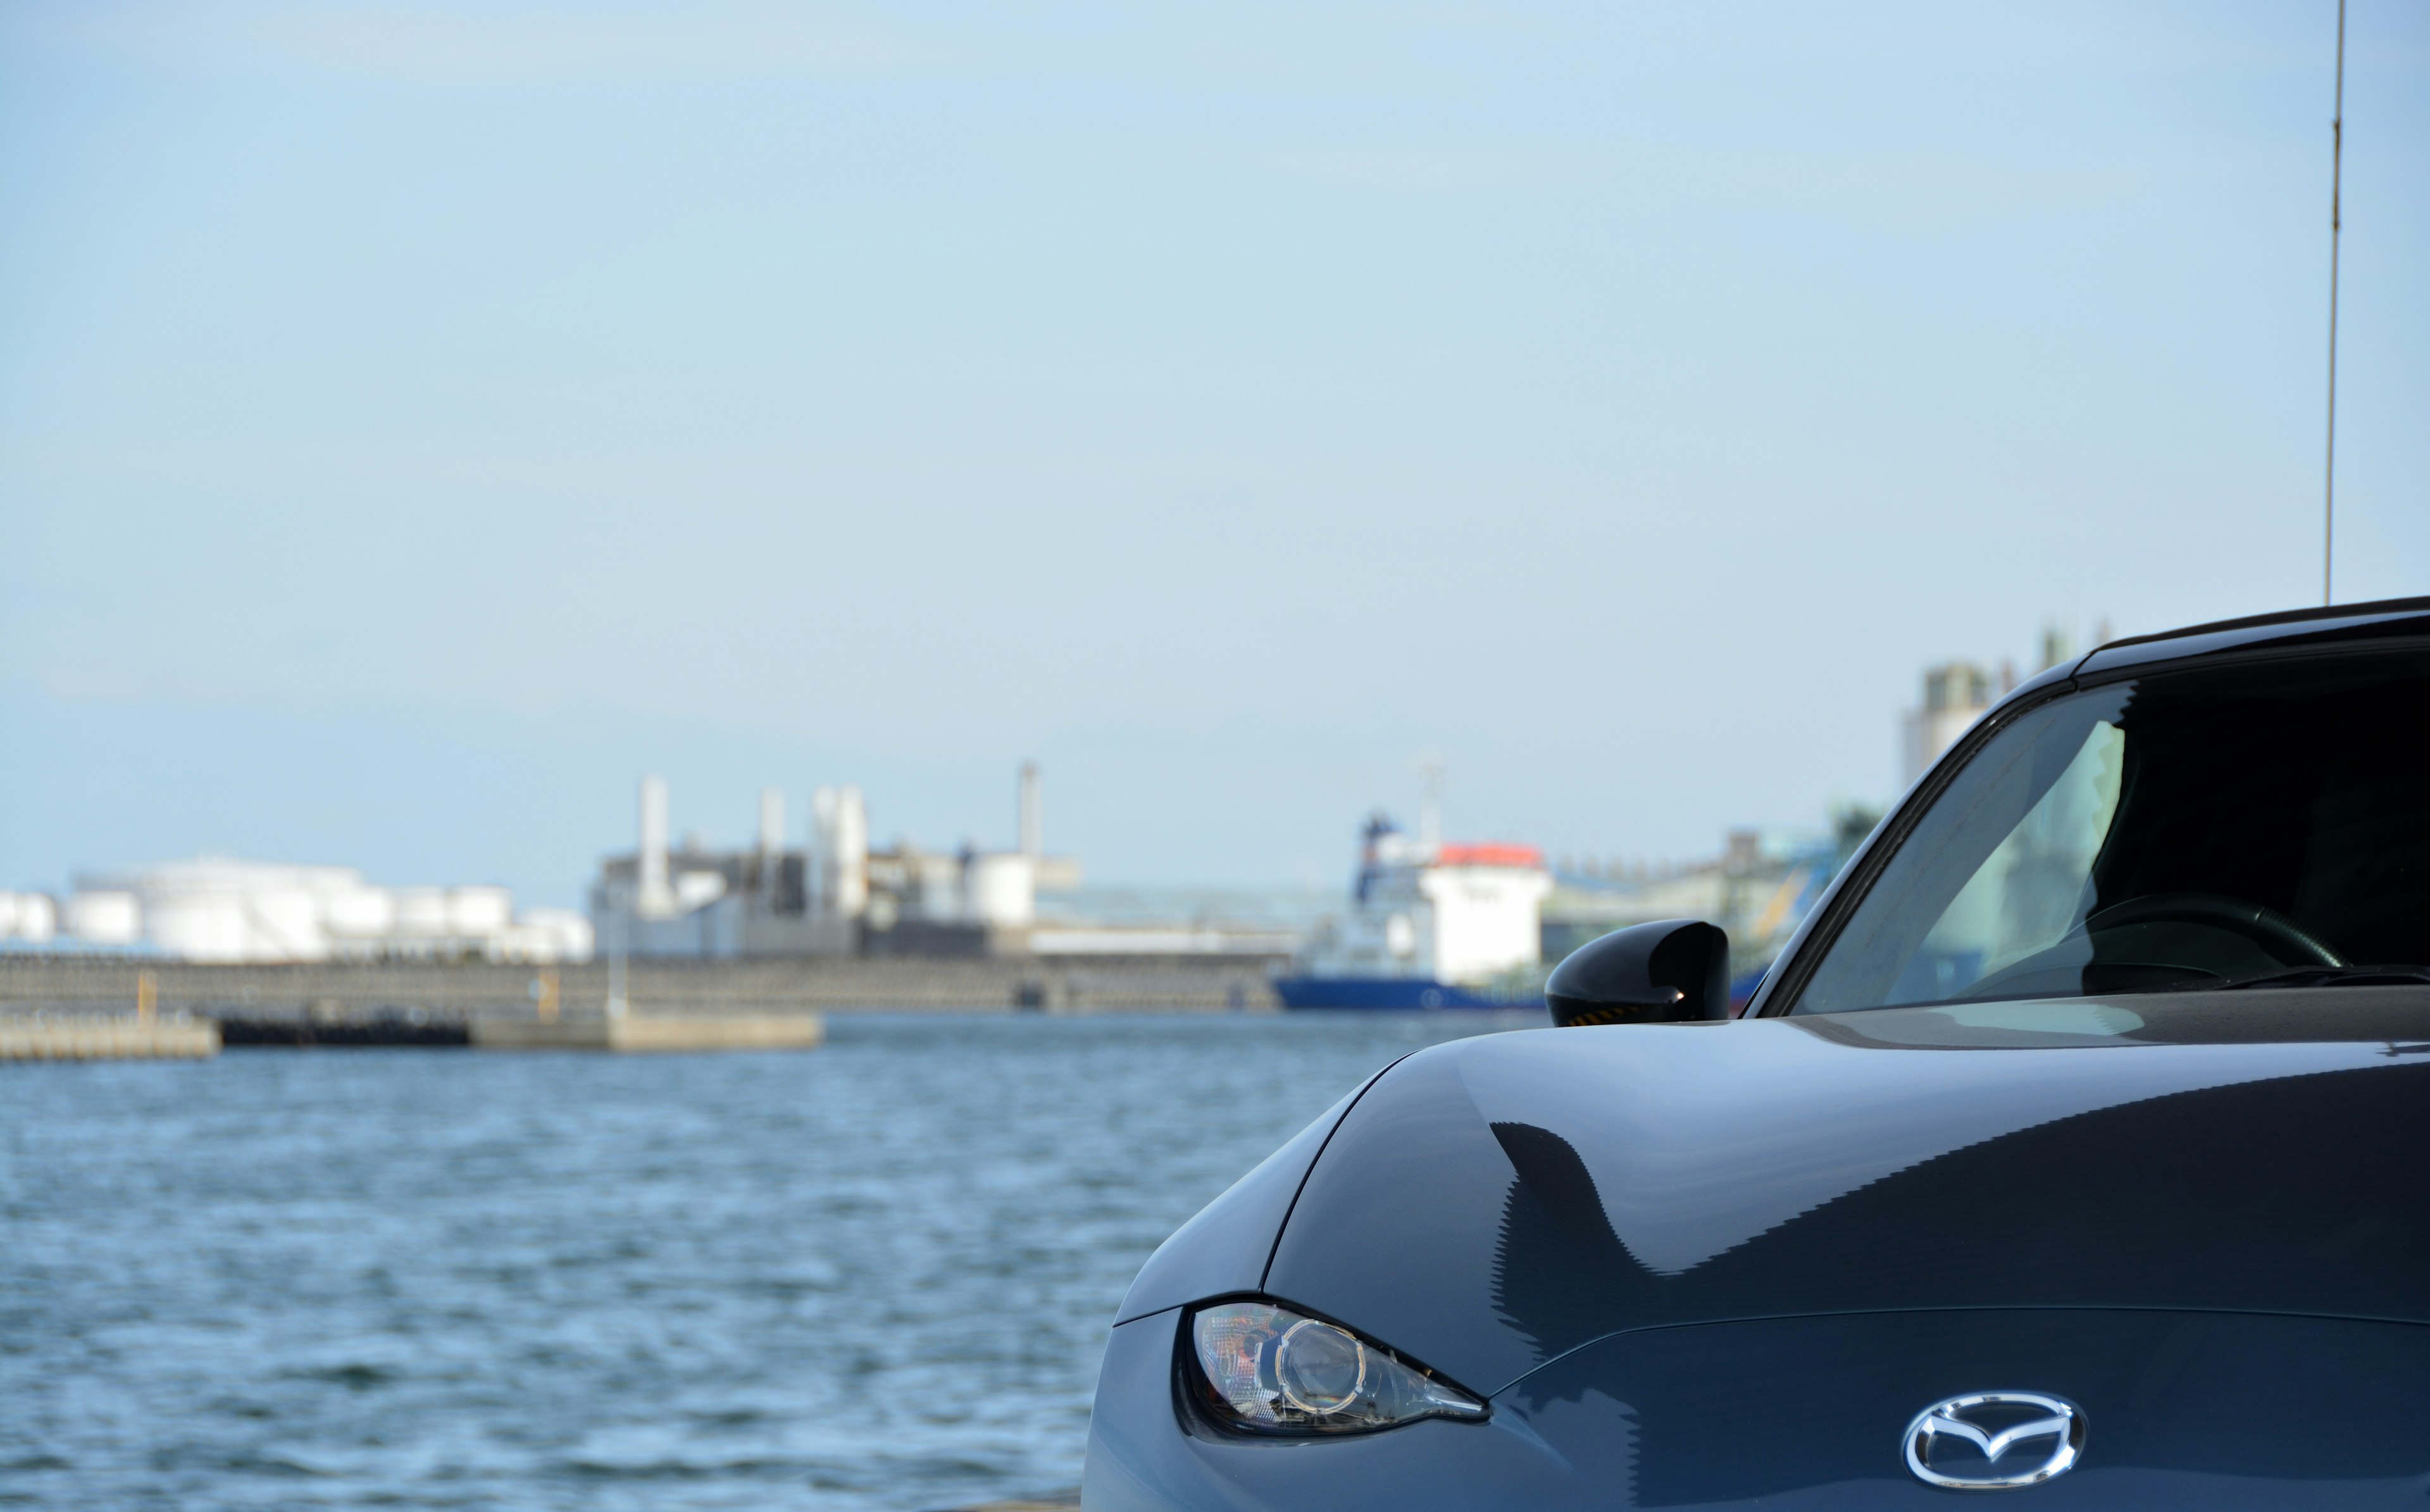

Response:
(2078, 595), (2430, 679)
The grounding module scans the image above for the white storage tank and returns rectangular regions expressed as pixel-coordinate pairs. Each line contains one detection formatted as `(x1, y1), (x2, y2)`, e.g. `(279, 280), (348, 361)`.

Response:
(964, 853), (1036, 927)
(0, 891), (57, 941)
(16, 893), (56, 943)
(516, 908), (596, 962)
(446, 887), (513, 935)
(66, 890), (142, 945)
(322, 886), (397, 938)
(393, 888), (451, 936)
(251, 887), (328, 960)
(145, 895), (250, 962)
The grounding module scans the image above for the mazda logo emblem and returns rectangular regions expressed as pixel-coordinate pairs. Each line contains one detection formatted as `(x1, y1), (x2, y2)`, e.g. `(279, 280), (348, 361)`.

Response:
(1903, 1391), (2086, 1490)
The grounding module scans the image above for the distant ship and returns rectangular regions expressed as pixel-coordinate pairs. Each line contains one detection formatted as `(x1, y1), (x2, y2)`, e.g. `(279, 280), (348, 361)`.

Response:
(1274, 814), (1552, 1010)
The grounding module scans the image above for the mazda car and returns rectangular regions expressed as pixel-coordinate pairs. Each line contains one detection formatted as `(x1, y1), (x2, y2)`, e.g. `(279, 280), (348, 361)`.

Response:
(1085, 595), (2430, 1508)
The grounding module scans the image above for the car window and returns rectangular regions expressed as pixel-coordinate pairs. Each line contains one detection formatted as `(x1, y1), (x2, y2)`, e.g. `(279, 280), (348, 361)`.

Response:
(1900, 717), (2125, 1002)
(1789, 650), (2430, 1013)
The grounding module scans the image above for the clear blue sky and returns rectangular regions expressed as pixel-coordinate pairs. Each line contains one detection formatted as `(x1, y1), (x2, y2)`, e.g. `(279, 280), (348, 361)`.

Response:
(3, 0), (2424, 905)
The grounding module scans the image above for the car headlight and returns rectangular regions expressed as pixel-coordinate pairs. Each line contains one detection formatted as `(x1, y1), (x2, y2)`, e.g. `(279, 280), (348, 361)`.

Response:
(1187, 1299), (1487, 1434)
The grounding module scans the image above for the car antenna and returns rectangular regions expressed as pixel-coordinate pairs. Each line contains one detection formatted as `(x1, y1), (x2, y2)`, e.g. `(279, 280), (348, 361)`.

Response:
(2323, 0), (2346, 607)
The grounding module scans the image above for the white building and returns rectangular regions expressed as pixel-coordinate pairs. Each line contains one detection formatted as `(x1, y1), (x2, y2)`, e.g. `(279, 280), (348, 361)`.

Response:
(9, 858), (592, 963)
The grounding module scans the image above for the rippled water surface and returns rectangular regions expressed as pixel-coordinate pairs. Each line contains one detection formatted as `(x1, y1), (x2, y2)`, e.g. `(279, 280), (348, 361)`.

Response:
(1, 1012), (1535, 1510)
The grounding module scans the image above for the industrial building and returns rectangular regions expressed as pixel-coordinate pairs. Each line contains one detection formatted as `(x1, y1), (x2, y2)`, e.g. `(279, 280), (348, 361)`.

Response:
(589, 764), (1094, 960)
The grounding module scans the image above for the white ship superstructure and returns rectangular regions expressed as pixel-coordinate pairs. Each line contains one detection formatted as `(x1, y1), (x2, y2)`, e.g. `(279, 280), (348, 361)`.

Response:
(1282, 815), (1552, 1007)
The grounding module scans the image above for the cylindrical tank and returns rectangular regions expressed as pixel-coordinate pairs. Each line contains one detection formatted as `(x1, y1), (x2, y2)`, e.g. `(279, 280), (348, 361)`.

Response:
(17, 893), (56, 943)
(321, 886), (397, 938)
(66, 890), (142, 945)
(394, 887), (450, 936)
(518, 908), (596, 962)
(447, 886), (513, 935)
(143, 895), (247, 961)
(965, 853), (1036, 927)
(251, 888), (328, 960)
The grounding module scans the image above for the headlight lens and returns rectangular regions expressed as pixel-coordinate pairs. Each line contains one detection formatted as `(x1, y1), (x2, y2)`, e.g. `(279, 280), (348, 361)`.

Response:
(1188, 1300), (1487, 1434)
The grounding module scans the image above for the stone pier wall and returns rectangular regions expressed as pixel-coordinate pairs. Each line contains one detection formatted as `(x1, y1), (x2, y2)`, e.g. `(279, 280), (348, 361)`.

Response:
(0, 954), (1287, 1017)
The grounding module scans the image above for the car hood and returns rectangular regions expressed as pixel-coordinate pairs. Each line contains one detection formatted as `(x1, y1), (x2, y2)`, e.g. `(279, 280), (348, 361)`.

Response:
(1261, 990), (2430, 1396)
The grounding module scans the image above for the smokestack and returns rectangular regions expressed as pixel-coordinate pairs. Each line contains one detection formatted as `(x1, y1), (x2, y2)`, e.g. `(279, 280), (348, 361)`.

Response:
(759, 787), (785, 857)
(757, 786), (785, 910)
(813, 784), (869, 920)
(1018, 761), (1043, 860)
(810, 787), (835, 914)
(638, 774), (675, 918)
(835, 786), (868, 919)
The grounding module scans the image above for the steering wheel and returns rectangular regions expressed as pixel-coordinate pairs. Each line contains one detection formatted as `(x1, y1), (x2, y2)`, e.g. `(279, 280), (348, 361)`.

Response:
(2084, 892), (2346, 969)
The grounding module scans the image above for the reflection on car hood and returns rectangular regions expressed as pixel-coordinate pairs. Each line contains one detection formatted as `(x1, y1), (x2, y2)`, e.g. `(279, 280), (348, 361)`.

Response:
(1261, 990), (2430, 1396)
(1461, 1005), (2406, 1275)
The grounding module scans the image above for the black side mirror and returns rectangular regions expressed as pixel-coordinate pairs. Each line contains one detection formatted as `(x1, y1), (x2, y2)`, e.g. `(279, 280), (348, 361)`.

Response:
(1545, 919), (1731, 1027)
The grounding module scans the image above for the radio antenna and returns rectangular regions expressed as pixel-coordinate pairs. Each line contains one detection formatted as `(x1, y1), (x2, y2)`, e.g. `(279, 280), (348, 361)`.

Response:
(2323, 0), (2346, 606)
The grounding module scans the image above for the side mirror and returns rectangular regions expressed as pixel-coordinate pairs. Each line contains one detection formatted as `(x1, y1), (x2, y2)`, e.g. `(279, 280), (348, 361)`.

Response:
(1545, 919), (1731, 1027)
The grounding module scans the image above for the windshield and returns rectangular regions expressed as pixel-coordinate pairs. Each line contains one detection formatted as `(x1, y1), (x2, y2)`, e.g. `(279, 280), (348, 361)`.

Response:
(1790, 648), (2430, 1013)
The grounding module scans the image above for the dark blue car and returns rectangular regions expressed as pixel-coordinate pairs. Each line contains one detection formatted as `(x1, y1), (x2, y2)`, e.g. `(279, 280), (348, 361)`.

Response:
(1085, 596), (2430, 1508)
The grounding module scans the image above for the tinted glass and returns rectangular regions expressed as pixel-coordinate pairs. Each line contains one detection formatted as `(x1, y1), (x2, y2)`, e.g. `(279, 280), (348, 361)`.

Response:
(1791, 650), (2430, 1013)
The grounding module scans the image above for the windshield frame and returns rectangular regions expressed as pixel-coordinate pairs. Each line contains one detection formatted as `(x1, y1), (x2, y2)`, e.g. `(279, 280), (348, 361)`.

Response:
(1750, 636), (2430, 1019)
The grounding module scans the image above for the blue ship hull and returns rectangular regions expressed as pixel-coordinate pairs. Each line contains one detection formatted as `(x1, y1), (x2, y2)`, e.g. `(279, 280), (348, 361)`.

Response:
(1272, 977), (1543, 1010)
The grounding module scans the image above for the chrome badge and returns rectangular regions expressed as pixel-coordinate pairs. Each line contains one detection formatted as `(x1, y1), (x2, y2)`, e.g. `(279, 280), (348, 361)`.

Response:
(1902, 1392), (2085, 1490)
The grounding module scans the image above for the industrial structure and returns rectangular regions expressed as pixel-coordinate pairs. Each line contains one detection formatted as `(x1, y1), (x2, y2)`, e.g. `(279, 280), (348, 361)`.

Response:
(4, 630), (2101, 995)
(1900, 621), (2107, 786)
(588, 764), (1103, 960)
(1900, 663), (1997, 787)
(0, 858), (591, 964)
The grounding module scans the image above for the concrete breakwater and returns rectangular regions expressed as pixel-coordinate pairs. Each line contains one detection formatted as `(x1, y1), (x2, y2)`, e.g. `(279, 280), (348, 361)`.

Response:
(0, 1011), (220, 1060)
(0, 953), (1287, 1023)
(471, 1013), (828, 1052)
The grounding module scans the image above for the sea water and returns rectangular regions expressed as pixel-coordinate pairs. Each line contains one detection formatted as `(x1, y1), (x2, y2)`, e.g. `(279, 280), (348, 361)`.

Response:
(0, 1012), (1533, 1510)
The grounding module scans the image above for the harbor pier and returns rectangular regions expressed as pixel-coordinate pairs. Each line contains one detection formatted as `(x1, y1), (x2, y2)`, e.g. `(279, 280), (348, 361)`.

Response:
(0, 1011), (220, 1060)
(0, 953), (1287, 1045)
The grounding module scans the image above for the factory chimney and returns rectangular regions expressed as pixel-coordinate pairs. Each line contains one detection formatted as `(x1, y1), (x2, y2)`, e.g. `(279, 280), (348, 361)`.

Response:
(813, 785), (869, 920)
(637, 774), (675, 918)
(1018, 762), (1043, 860)
(757, 787), (785, 910)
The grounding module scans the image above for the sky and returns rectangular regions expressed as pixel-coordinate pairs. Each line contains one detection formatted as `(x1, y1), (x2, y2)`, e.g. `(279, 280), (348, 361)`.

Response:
(1, 0), (2424, 906)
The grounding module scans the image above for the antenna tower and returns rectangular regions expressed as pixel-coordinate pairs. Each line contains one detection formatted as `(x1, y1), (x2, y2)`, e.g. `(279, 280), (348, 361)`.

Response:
(2324, 0), (2346, 606)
